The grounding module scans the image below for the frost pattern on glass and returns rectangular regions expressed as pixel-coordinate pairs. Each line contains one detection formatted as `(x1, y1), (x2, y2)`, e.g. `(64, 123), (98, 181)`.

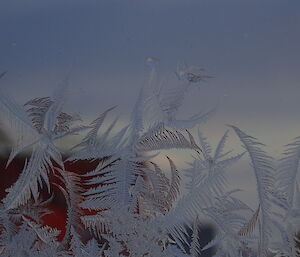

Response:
(0, 67), (299, 257)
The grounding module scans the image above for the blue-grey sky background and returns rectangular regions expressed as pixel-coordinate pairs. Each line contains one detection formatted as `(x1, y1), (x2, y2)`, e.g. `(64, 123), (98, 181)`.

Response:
(1, 0), (300, 205)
